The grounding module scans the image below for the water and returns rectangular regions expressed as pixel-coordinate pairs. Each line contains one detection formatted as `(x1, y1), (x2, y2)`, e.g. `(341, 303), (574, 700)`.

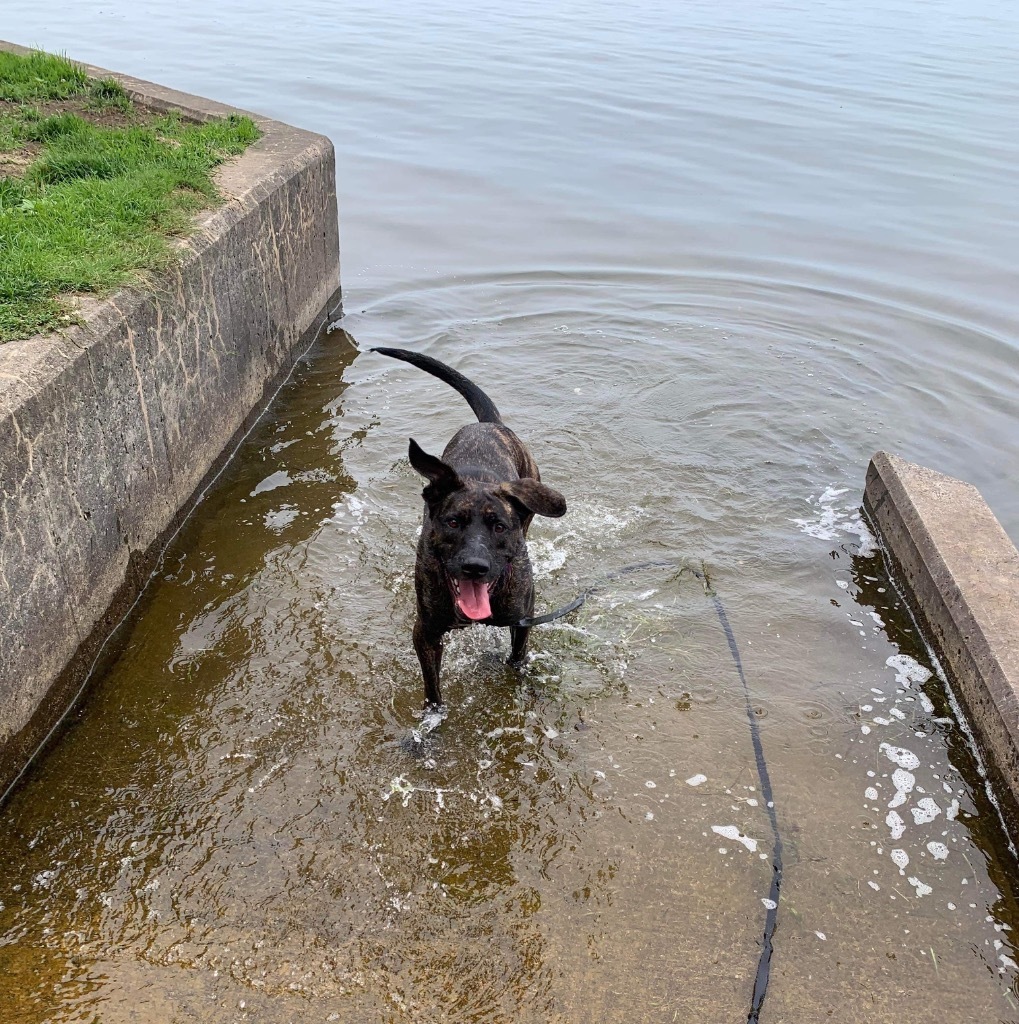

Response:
(2, 1), (1019, 1021)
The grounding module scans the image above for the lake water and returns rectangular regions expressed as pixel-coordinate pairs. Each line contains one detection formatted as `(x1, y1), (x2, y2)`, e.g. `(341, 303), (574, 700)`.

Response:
(2, 1), (1019, 1021)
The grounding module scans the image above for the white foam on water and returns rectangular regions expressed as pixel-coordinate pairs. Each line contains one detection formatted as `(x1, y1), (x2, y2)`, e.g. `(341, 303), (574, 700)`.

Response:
(880, 743), (920, 770)
(844, 517), (877, 557)
(886, 810), (906, 840)
(886, 655), (933, 688)
(711, 826), (758, 853)
(911, 798), (941, 825)
(819, 486), (848, 503)
(888, 769), (915, 809)
(891, 849), (909, 873)
(791, 487), (876, 555)
(908, 877), (933, 897)
(927, 842), (949, 861)
(686, 774), (708, 787)
(486, 726), (526, 739)
(865, 787), (879, 802)
(815, 931), (828, 941)
(792, 502), (844, 542)
(251, 758), (288, 792)
(761, 898), (777, 910)
(382, 776), (417, 807)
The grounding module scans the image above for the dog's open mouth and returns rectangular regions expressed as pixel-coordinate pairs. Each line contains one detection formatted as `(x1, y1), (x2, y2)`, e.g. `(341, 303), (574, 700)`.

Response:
(449, 576), (493, 621)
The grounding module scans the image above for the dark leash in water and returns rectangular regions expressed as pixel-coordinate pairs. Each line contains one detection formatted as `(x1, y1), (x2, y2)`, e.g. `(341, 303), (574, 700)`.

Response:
(516, 557), (782, 1023)
(697, 568), (783, 1024)
(511, 558), (679, 626)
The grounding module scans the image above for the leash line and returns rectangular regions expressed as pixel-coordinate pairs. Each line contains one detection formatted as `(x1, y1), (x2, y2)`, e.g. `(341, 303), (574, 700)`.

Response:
(701, 574), (782, 1023)
(530, 559), (782, 1022)
(514, 559), (680, 627)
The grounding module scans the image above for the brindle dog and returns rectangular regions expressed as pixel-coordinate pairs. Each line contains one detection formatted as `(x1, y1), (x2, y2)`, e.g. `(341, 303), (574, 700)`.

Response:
(373, 347), (567, 707)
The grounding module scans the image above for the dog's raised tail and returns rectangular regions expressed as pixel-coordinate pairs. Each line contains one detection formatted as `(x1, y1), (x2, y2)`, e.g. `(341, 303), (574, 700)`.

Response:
(371, 347), (503, 424)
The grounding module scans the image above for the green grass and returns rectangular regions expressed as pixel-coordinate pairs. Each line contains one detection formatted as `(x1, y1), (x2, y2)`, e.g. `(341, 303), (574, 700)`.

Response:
(0, 49), (260, 342)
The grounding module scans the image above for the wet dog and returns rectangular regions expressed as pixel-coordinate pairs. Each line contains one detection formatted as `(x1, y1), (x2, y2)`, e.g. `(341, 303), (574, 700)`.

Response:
(372, 347), (567, 707)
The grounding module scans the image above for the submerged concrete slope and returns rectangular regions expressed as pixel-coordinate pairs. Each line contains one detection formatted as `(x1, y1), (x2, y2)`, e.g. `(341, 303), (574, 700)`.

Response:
(864, 452), (1019, 815)
(0, 42), (340, 786)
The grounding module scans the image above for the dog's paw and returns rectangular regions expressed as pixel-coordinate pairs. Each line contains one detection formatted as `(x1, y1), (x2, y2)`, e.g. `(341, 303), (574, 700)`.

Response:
(409, 706), (446, 743)
(400, 731), (428, 757)
(506, 651), (533, 672)
(401, 707), (446, 759)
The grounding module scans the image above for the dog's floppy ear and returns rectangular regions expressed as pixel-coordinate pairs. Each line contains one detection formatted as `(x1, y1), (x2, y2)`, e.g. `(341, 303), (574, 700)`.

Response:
(499, 479), (567, 519)
(408, 438), (463, 504)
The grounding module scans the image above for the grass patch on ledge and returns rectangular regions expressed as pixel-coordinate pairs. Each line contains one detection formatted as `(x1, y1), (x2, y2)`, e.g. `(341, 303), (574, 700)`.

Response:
(0, 49), (260, 342)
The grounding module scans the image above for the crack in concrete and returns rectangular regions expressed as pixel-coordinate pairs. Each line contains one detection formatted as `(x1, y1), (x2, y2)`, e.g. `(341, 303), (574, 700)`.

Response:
(110, 300), (158, 472)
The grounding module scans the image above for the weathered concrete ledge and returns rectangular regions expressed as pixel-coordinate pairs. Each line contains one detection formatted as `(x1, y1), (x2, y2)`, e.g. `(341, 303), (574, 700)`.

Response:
(864, 452), (1019, 819)
(0, 42), (341, 796)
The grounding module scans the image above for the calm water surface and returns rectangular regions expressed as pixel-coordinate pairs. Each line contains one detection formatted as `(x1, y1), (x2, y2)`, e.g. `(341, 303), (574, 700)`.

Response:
(2, 1), (1019, 1021)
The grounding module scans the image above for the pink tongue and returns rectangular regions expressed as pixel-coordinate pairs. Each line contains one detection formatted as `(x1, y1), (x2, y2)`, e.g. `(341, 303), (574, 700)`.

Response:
(457, 579), (492, 620)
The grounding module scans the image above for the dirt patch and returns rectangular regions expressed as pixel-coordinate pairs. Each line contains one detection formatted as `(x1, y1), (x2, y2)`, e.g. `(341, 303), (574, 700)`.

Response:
(0, 95), (165, 177)
(0, 95), (155, 129)
(0, 142), (37, 175)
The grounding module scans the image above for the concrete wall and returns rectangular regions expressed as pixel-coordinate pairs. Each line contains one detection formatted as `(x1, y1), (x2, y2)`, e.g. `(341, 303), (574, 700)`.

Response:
(0, 43), (341, 794)
(864, 452), (1019, 823)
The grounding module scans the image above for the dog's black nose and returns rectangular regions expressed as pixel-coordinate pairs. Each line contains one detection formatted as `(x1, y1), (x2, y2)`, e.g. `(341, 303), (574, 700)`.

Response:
(460, 558), (490, 579)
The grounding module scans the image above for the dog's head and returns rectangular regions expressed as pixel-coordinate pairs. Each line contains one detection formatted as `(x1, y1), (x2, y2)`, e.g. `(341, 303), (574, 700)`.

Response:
(408, 438), (566, 621)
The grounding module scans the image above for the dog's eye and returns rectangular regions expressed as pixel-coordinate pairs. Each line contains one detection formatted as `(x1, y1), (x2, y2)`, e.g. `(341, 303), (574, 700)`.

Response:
(492, 522), (506, 534)
(446, 517), (460, 529)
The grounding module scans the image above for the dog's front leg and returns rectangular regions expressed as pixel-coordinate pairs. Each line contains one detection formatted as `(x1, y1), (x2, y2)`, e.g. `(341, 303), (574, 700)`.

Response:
(413, 618), (445, 707)
(508, 625), (530, 668)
